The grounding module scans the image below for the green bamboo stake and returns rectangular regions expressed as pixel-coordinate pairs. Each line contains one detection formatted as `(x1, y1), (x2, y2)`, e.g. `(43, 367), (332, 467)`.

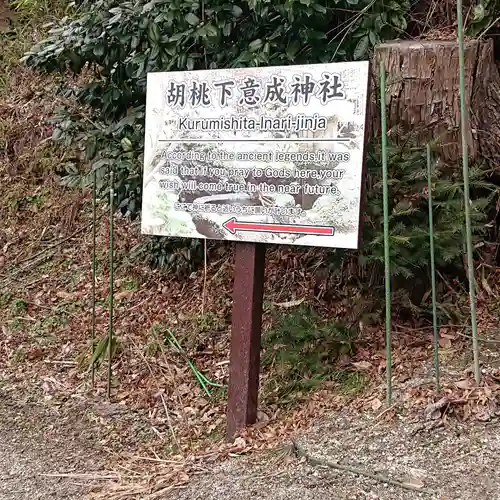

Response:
(380, 62), (392, 405)
(426, 145), (440, 392)
(107, 171), (114, 399)
(91, 170), (97, 388)
(457, 0), (481, 384)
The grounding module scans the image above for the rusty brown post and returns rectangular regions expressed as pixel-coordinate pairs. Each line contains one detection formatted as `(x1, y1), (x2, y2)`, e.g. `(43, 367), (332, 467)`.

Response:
(226, 242), (266, 441)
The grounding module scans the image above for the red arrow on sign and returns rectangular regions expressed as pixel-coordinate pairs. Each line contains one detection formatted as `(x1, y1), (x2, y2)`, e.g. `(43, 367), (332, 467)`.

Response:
(222, 218), (334, 236)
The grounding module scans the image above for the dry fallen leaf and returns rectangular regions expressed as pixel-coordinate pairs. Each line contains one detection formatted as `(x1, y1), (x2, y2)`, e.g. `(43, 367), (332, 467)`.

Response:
(438, 337), (452, 348)
(115, 291), (133, 301)
(455, 379), (473, 390)
(272, 298), (305, 308)
(233, 437), (246, 447)
(352, 361), (373, 371)
(425, 397), (449, 421)
(402, 478), (425, 490)
(371, 398), (383, 411)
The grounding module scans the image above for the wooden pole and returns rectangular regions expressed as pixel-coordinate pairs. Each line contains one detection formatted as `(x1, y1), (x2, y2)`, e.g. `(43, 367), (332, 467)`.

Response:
(226, 242), (266, 441)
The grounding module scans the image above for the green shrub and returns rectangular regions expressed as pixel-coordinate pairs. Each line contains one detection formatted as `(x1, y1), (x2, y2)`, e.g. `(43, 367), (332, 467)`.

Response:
(130, 236), (205, 273)
(21, 0), (497, 286)
(22, 0), (410, 217)
(361, 139), (496, 280)
(262, 304), (357, 403)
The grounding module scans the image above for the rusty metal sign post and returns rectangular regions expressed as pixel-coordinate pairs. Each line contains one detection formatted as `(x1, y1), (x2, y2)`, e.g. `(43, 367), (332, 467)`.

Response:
(226, 242), (266, 439)
(141, 62), (369, 440)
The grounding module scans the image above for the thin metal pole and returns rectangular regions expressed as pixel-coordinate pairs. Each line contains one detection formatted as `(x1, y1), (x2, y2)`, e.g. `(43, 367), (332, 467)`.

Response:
(107, 171), (114, 399)
(426, 145), (440, 392)
(380, 62), (392, 405)
(91, 171), (97, 388)
(457, 0), (481, 384)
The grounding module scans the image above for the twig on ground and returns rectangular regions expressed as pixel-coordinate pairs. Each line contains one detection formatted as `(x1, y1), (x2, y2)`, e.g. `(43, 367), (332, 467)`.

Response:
(130, 456), (184, 464)
(436, 269), (458, 296)
(23, 276), (49, 289)
(40, 472), (121, 480)
(43, 360), (77, 365)
(2, 252), (55, 284)
(442, 448), (478, 467)
(14, 214), (104, 267)
(293, 441), (435, 495)
(374, 404), (397, 422)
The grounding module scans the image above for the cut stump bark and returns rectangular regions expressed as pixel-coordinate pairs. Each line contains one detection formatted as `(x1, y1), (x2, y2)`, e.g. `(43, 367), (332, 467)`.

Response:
(373, 39), (500, 165)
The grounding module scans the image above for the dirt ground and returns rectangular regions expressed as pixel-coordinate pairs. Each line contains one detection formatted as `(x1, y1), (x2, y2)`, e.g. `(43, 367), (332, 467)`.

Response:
(1, 380), (499, 500)
(167, 412), (500, 500)
(0, 0), (12, 30)
(0, 384), (102, 500)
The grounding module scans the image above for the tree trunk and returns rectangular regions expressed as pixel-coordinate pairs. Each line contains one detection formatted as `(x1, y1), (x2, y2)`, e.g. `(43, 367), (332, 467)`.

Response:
(372, 39), (500, 165)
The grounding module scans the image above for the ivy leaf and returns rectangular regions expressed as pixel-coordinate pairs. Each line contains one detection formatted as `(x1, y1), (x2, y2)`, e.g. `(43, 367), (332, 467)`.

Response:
(232, 5), (243, 17)
(375, 14), (386, 32)
(148, 23), (160, 43)
(286, 40), (300, 58)
(168, 32), (186, 42)
(472, 4), (485, 22)
(369, 30), (379, 46)
(142, 2), (154, 13)
(387, 0), (402, 11)
(313, 4), (327, 13)
(185, 13), (200, 26)
(93, 44), (105, 56)
(199, 23), (218, 37)
(249, 38), (263, 52)
(353, 35), (369, 60)
(391, 13), (407, 31)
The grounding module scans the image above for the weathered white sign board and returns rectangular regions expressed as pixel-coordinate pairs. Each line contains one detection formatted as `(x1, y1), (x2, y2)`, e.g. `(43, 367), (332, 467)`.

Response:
(142, 62), (369, 249)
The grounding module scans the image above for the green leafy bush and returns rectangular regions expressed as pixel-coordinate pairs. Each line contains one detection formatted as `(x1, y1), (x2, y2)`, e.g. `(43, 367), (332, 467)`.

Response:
(466, 0), (500, 36)
(262, 304), (357, 403)
(361, 139), (497, 280)
(21, 0), (497, 286)
(130, 235), (205, 273)
(22, 0), (410, 217)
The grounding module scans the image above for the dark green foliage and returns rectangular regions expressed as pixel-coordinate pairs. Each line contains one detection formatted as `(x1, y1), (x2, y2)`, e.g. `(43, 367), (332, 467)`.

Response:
(130, 236), (205, 273)
(361, 138), (497, 281)
(48, 104), (144, 219)
(20, 0), (498, 289)
(22, 0), (410, 216)
(262, 305), (357, 403)
(466, 0), (500, 36)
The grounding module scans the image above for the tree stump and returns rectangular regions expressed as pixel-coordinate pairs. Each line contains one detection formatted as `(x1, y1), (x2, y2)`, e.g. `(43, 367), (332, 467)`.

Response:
(372, 39), (500, 165)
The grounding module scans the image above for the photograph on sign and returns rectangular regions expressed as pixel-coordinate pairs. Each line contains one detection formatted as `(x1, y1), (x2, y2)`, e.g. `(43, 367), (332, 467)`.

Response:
(141, 62), (369, 249)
